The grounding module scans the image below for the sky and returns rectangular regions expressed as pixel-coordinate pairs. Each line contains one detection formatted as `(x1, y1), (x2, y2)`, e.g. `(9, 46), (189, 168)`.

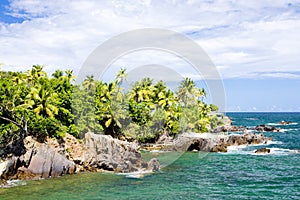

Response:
(0, 0), (300, 112)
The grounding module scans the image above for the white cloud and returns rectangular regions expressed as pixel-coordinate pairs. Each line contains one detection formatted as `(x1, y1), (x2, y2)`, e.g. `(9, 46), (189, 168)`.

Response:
(0, 0), (300, 80)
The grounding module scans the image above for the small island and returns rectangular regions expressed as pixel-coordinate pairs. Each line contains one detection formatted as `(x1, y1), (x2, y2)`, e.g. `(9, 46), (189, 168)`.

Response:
(0, 66), (271, 187)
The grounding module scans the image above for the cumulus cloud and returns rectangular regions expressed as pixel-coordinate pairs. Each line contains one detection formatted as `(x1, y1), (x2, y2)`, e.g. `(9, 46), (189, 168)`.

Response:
(0, 0), (300, 80)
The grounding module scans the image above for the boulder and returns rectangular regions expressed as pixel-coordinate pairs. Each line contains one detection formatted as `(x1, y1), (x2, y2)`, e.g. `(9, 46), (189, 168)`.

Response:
(1, 136), (76, 180)
(156, 133), (173, 145)
(255, 125), (280, 132)
(80, 132), (147, 173)
(255, 148), (271, 154)
(1, 132), (160, 185)
(146, 158), (160, 172)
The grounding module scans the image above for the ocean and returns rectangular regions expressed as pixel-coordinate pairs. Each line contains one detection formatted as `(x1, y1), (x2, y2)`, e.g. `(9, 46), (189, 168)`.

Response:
(1, 112), (299, 199)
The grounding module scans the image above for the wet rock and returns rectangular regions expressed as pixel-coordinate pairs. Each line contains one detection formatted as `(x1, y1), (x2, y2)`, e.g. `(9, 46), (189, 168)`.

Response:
(255, 148), (271, 154)
(146, 158), (160, 172)
(279, 121), (293, 125)
(255, 125), (280, 132)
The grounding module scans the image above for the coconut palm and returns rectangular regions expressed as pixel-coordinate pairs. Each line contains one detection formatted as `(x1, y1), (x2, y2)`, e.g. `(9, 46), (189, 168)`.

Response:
(24, 85), (59, 118)
(116, 68), (127, 86)
(83, 75), (98, 93)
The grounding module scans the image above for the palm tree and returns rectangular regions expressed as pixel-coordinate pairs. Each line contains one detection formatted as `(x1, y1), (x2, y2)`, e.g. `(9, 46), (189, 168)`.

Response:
(26, 65), (47, 85)
(24, 85), (59, 118)
(116, 68), (127, 86)
(177, 78), (195, 104)
(52, 70), (63, 79)
(177, 77), (206, 106)
(83, 75), (97, 92)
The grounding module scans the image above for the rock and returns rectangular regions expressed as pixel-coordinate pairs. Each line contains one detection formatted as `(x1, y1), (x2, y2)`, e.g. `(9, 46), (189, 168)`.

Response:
(173, 132), (225, 152)
(172, 132), (272, 153)
(255, 148), (271, 154)
(211, 125), (247, 133)
(146, 158), (160, 172)
(62, 133), (86, 172)
(81, 132), (147, 173)
(1, 132), (159, 185)
(0, 160), (9, 178)
(255, 125), (280, 132)
(1, 136), (76, 180)
(156, 133), (173, 145)
(279, 121), (293, 125)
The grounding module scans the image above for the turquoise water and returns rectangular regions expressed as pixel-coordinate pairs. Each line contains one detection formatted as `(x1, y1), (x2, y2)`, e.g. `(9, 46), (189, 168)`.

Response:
(1, 112), (300, 199)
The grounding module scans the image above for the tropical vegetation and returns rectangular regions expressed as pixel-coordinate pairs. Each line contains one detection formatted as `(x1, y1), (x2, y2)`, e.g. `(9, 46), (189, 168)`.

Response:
(0, 65), (222, 144)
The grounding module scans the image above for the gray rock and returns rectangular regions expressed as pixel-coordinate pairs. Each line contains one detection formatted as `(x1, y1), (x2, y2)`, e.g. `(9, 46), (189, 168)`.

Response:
(172, 132), (271, 152)
(81, 132), (147, 173)
(1, 136), (76, 180)
(146, 158), (160, 172)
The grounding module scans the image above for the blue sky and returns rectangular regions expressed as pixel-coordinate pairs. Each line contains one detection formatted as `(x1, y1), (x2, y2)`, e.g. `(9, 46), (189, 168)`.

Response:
(0, 0), (300, 112)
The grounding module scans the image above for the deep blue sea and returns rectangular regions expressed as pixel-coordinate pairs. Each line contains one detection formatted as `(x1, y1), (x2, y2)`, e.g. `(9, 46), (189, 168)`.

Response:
(1, 112), (299, 199)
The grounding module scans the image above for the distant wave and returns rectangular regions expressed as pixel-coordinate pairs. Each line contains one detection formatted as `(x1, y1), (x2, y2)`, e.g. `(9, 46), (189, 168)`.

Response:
(245, 118), (259, 121)
(266, 140), (283, 145)
(227, 144), (248, 151)
(279, 128), (299, 132)
(225, 141), (283, 155)
(117, 170), (153, 179)
(267, 122), (298, 126)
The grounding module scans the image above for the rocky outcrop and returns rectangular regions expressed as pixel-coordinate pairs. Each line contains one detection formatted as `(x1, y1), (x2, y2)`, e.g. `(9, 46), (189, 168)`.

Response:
(212, 124), (280, 133)
(146, 158), (160, 172)
(255, 148), (271, 154)
(1, 136), (76, 181)
(79, 132), (148, 173)
(170, 132), (271, 153)
(211, 125), (247, 133)
(255, 125), (280, 132)
(1, 132), (159, 184)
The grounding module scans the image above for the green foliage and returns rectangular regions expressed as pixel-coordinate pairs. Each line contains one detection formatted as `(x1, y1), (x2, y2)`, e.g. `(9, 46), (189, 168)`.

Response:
(0, 66), (222, 144)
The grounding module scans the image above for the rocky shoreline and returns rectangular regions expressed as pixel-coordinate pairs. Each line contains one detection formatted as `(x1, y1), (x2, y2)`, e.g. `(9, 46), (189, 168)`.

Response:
(142, 132), (271, 153)
(0, 116), (275, 187)
(0, 132), (159, 187)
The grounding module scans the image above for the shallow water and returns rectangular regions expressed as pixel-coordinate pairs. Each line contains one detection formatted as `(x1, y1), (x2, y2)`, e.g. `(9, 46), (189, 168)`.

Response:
(1, 112), (300, 199)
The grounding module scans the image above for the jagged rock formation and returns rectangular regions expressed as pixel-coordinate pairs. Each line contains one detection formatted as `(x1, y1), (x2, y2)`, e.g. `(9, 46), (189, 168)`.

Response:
(166, 132), (272, 152)
(254, 125), (280, 132)
(212, 124), (280, 133)
(0, 132), (159, 185)
(1, 136), (76, 181)
(78, 132), (148, 173)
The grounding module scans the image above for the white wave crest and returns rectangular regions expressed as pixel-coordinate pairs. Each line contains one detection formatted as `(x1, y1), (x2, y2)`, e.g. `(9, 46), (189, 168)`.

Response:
(267, 122), (298, 126)
(279, 128), (299, 132)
